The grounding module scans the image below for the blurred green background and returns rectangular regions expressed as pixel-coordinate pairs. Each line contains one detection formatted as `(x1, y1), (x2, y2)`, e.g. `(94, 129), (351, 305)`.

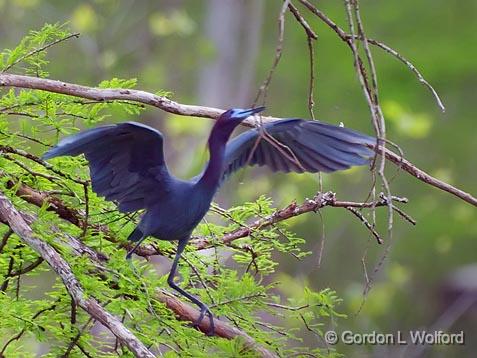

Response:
(1, 0), (476, 356)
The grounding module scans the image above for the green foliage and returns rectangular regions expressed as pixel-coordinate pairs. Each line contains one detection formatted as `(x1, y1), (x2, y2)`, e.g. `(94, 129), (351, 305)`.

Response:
(2, 1), (475, 356)
(206, 197), (311, 275)
(0, 23), (71, 76)
(0, 25), (344, 357)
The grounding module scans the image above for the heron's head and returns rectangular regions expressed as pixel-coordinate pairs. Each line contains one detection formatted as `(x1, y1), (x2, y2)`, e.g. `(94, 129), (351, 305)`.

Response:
(219, 107), (266, 125)
(210, 107), (265, 144)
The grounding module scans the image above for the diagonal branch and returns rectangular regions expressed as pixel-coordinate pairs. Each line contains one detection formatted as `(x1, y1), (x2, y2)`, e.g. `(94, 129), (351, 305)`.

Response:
(0, 191), (155, 358)
(297, 0), (445, 112)
(0, 73), (475, 207)
(375, 145), (477, 207)
(349, 36), (445, 112)
(1, 204), (278, 358)
(193, 191), (411, 249)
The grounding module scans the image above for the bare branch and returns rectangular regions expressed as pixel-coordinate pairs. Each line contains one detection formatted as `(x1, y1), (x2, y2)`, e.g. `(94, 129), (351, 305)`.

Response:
(375, 145), (477, 207)
(253, 0), (290, 105)
(346, 207), (382, 244)
(297, 0), (445, 112)
(0, 73), (270, 127)
(0, 73), (473, 206)
(193, 191), (408, 249)
(288, 2), (318, 40)
(348, 36), (445, 112)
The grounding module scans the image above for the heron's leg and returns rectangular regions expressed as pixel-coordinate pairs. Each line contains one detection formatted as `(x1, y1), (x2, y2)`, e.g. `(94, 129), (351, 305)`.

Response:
(167, 238), (215, 336)
(125, 236), (148, 260)
(124, 235), (148, 282)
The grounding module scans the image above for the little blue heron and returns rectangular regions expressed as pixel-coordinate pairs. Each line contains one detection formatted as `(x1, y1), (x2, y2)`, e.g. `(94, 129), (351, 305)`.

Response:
(44, 107), (375, 334)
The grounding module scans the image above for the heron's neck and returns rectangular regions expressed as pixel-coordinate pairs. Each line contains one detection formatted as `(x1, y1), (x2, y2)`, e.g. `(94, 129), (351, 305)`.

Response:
(196, 125), (230, 190)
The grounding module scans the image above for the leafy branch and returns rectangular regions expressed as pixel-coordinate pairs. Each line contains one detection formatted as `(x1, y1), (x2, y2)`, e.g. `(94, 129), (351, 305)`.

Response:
(0, 191), (155, 358)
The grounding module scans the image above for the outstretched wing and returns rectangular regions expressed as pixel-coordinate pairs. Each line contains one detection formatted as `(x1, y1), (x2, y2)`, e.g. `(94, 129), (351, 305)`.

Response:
(43, 121), (171, 212)
(222, 119), (376, 181)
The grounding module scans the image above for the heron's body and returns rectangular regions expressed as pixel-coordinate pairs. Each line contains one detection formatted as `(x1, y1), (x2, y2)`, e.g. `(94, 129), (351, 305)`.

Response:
(137, 180), (213, 241)
(44, 107), (376, 334)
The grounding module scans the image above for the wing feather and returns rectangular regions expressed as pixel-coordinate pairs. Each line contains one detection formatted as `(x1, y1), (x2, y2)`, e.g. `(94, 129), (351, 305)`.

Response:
(44, 121), (171, 212)
(221, 118), (375, 183)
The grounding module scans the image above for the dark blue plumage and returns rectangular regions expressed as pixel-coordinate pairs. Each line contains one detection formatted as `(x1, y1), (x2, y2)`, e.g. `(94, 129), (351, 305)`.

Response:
(43, 107), (375, 334)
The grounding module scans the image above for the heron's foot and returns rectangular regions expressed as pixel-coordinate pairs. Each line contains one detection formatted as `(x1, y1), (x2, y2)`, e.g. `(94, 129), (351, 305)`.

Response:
(189, 306), (215, 336)
(125, 249), (134, 260)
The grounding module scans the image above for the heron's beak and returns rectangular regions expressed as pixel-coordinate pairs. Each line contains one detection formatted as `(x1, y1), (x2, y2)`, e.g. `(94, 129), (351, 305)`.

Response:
(238, 106), (266, 118)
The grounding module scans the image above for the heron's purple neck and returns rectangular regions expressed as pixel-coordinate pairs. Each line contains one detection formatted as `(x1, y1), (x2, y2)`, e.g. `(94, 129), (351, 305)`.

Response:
(196, 121), (235, 190)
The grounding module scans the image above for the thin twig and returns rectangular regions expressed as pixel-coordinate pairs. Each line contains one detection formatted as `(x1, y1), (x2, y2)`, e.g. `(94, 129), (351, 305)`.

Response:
(265, 302), (310, 311)
(2, 32), (80, 73)
(288, 2), (318, 40)
(349, 35), (445, 112)
(288, 1), (318, 117)
(298, 0), (444, 112)
(306, 35), (316, 118)
(210, 293), (266, 308)
(253, 0), (291, 106)
(346, 207), (382, 244)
